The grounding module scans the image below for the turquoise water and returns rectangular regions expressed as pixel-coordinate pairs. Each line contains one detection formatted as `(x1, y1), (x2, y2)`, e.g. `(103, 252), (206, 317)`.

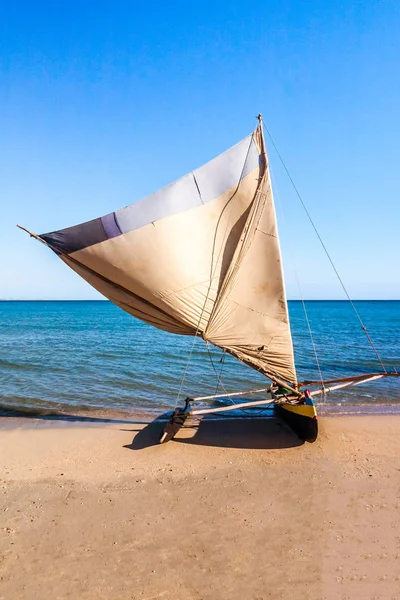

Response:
(0, 301), (399, 417)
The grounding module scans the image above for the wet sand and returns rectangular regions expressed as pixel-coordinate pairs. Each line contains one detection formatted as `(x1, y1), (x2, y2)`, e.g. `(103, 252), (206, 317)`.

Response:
(1, 414), (400, 599)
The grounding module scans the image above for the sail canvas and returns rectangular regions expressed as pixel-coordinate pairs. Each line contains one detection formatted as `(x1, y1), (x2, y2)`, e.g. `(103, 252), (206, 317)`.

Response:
(39, 123), (296, 384)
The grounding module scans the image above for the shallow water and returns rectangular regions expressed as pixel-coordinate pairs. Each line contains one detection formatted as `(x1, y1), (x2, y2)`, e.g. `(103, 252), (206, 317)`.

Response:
(0, 300), (398, 416)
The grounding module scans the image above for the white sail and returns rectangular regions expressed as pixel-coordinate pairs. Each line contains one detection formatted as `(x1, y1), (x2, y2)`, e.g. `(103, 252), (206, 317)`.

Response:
(40, 122), (297, 384)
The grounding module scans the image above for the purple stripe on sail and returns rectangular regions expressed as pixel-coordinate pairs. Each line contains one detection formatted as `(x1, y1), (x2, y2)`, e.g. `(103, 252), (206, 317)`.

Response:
(101, 213), (122, 240)
(41, 218), (108, 254)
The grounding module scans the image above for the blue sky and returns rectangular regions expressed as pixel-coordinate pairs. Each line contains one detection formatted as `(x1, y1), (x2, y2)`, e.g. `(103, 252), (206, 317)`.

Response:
(1, 0), (399, 299)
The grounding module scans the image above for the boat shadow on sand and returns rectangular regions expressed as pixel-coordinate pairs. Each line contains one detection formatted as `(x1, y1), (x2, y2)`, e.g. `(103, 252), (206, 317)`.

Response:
(124, 411), (304, 451)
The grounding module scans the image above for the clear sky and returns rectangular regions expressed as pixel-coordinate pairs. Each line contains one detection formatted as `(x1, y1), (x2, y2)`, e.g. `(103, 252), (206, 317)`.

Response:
(1, 0), (399, 299)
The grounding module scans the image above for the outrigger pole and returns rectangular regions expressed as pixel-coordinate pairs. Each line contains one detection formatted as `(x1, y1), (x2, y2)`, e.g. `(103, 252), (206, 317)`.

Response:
(300, 371), (399, 387)
(163, 371), (399, 420)
(189, 371), (399, 406)
(309, 372), (400, 397)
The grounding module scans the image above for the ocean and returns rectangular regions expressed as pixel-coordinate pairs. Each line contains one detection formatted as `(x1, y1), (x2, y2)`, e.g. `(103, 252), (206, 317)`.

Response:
(0, 300), (399, 418)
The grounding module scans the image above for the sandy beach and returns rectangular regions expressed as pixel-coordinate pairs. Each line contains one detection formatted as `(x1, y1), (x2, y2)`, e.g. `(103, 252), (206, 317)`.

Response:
(1, 414), (399, 600)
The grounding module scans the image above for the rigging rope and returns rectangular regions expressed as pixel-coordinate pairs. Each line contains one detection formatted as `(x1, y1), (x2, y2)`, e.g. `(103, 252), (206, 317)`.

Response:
(263, 123), (387, 374)
(206, 343), (234, 402)
(269, 166), (326, 399)
(299, 293), (327, 401)
(213, 348), (226, 395)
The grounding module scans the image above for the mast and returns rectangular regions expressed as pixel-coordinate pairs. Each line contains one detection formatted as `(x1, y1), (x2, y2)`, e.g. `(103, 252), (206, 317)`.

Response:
(260, 113), (298, 389)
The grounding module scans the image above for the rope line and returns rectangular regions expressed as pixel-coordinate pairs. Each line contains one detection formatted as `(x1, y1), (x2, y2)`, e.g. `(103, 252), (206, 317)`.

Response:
(269, 167), (326, 398)
(213, 349), (226, 395)
(206, 343), (234, 402)
(263, 123), (387, 374)
(299, 295), (326, 401)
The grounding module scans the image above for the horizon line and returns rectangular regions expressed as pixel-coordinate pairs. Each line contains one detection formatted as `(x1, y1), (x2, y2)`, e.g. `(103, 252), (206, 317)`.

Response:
(1, 299), (399, 302)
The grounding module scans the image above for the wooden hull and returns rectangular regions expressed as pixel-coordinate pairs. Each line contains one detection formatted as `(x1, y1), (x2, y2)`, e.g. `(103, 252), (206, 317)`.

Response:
(274, 397), (318, 443)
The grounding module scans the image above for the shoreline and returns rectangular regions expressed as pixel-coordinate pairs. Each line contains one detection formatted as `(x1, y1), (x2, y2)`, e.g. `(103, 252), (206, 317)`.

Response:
(1, 401), (400, 431)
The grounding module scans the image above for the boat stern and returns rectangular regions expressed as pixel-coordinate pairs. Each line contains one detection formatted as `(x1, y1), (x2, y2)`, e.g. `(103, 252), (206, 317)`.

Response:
(274, 391), (318, 443)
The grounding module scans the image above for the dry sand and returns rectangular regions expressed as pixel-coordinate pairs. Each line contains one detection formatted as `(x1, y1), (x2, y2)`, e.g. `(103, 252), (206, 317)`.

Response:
(1, 414), (400, 600)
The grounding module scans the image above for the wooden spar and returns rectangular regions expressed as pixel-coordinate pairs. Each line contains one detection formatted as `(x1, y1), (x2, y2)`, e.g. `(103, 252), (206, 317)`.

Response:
(191, 372), (394, 415)
(192, 386), (273, 402)
(300, 372), (400, 387)
(16, 225), (49, 247)
(192, 372), (400, 403)
(191, 397), (276, 416)
(310, 374), (384, 397)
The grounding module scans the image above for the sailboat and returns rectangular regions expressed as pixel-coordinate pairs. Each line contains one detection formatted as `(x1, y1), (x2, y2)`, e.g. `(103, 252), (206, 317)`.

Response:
(18, 115), (398, 443)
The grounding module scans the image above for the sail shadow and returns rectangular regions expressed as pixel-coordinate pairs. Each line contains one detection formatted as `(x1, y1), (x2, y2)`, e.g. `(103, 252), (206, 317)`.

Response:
(127, 412), (304, 450)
